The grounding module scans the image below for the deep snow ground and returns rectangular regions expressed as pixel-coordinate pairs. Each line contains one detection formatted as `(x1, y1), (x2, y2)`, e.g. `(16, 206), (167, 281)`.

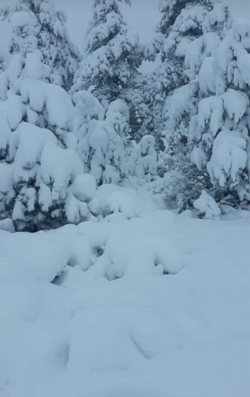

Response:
(0, 187), (249, 397)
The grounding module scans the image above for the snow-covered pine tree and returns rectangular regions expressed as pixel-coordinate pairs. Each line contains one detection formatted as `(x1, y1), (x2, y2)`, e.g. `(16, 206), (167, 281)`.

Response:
(0, 23), (88, 230)
(153, 0), (213, 93)
(106, 98), (130, 146)
(151, 0), (221, 211)
(133, 0), (214, 150)
(188, 5), (250, 206)
(72, 0), (143, 105)
(125, 68), (169, 145)
(0, 40), (9, 74)
(127, 135), (158, 186)
(4, 0), (80, 91)
(74, 91), (126, 186)
(125, 72), (154, 142)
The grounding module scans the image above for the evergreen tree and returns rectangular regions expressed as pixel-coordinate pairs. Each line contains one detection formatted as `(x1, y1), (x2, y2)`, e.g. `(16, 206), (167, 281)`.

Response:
(74, 91), (126, 185)
(151, 0), (213, 94)
(106, 98), (130, 146)
(155, 2), (226, 211)
(125, 73), (154, 142)
(188, 5), (250, 206)
(3, 0), (80, 91)
(0, 36), (86, 231)
(160, 3), (250, 210)
(135, 0), (214, 149)
(125, 71), (166, 143)
(127, 135), (158, 186)
(72, 0), (143, 105)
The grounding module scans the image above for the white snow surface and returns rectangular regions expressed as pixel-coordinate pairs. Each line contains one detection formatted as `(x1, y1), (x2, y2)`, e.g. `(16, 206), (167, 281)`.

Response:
(0, 186), (249, 397)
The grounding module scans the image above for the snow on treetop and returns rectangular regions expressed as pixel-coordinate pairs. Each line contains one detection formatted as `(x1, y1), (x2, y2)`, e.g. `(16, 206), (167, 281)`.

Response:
(93, 0), (131, 10)
(185, 32), (221, 80)
(223, 89), (249, 124)
(9, 10), (36, 29)
(72, 0), (141, 101)
(86, 10), (126, 52)
(163, 3), (211, 61)
(203, 3), (231, 34)
(21, 78), (74, 130)
(233, 17), (250, 49)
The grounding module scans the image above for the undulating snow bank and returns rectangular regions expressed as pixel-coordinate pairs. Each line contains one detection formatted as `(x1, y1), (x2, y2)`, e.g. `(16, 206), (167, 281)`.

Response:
(0, 187), (249, 397)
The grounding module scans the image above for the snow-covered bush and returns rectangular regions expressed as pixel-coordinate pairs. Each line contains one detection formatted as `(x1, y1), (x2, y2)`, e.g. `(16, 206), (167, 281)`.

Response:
(194, 190), (221, 219)
(0, 218), (15, 233)
(65, 175), (98, 226)
(72, 0), (143, 104)
(88, 185), (141, 221)
(160, 143), (211, 211)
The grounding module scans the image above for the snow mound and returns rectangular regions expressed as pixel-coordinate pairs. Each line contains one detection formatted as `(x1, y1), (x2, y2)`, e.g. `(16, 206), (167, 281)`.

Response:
(10, 11), (36, 30)
(0, 219), (15, 233)
(0, 198), (249, 397)
(105, 191), (135, 219)
(71, 174), (97, 203)
(89, 184), (148, 219)
(68, 307), (145, 377)
(194, 191), (221, 219)
(0, 231), (71, 283)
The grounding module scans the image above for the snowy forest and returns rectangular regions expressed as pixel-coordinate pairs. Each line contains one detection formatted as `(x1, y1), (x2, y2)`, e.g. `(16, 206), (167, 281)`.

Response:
(0, 1), (249, 396)
(1, 0), (250, 230)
